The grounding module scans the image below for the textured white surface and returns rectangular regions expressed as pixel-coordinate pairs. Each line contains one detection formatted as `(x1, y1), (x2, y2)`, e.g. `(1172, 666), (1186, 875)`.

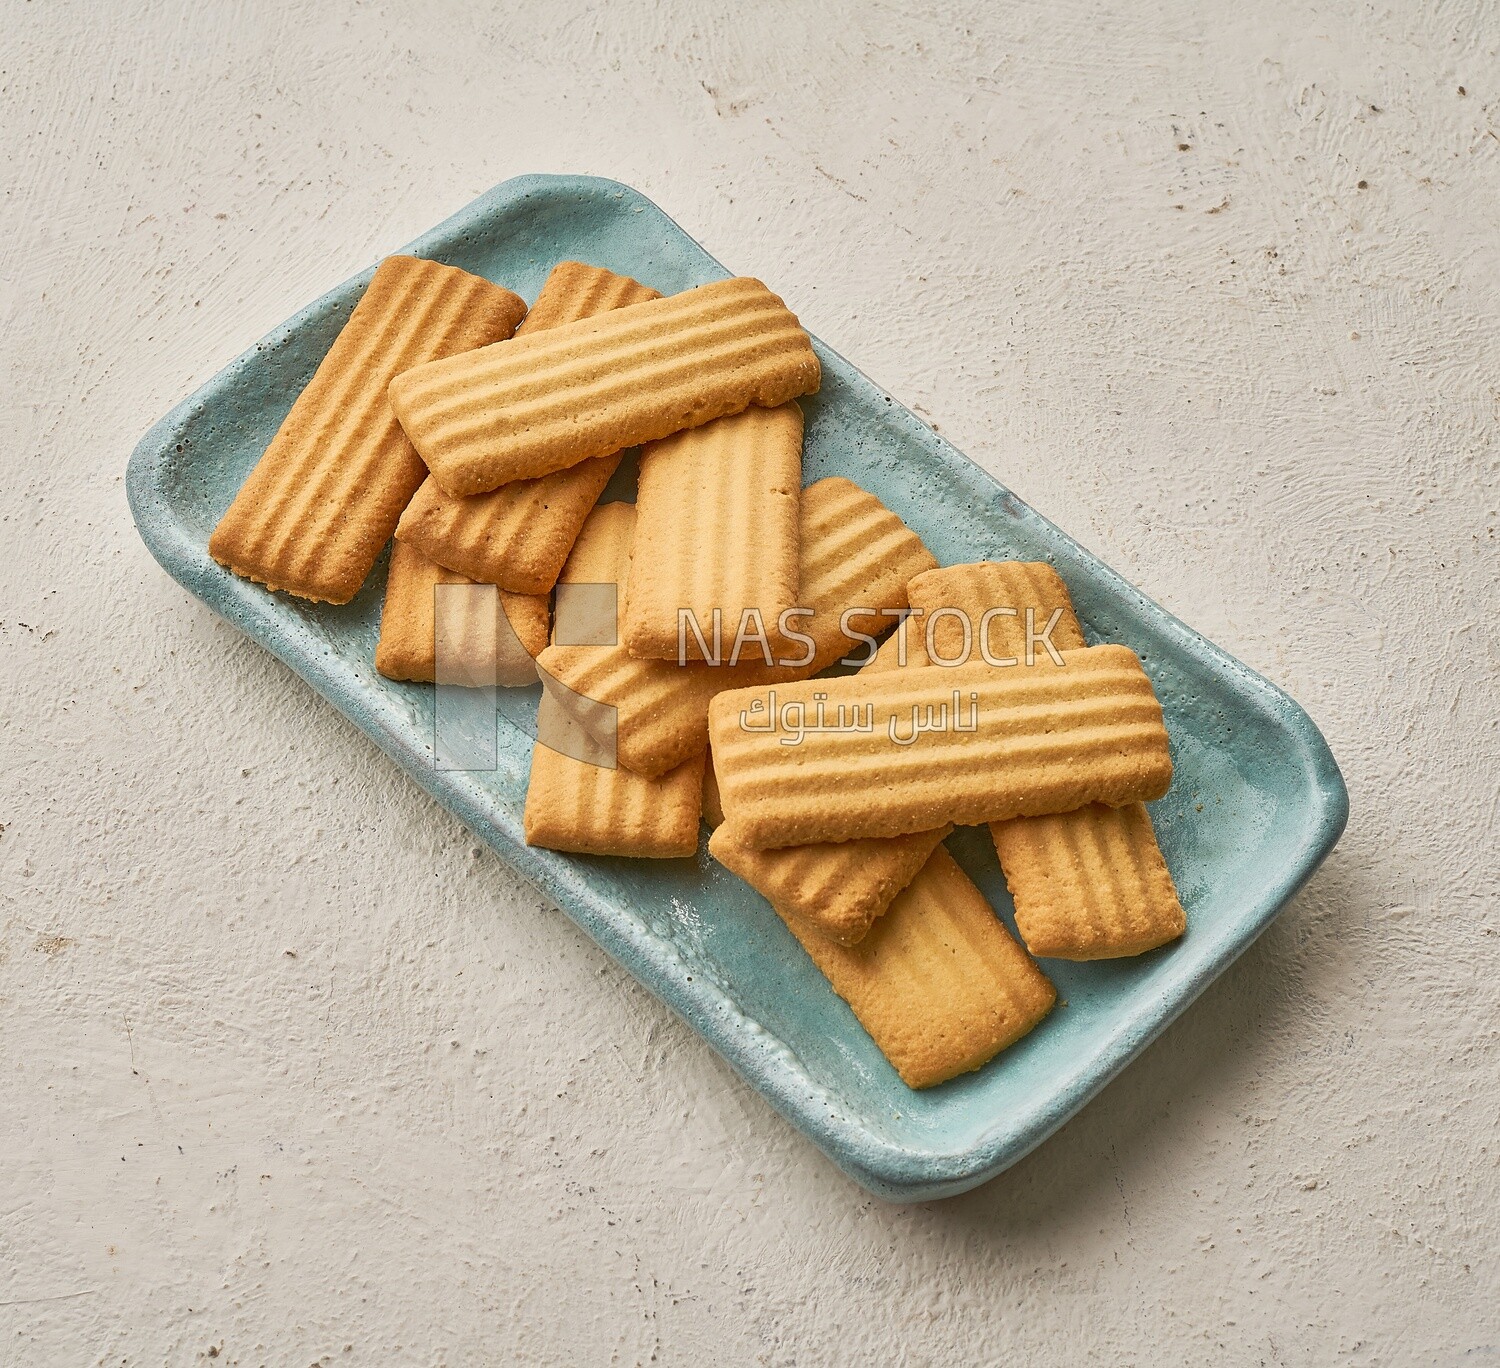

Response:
(3, 0), (1498, 1362)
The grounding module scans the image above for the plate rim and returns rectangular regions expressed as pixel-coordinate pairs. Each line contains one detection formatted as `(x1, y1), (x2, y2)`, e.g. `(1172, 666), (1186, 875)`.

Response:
(126, 172), (1350, 1201)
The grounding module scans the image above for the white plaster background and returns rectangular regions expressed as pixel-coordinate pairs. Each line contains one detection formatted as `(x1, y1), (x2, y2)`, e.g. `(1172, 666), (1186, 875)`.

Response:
(2, 0), (1497, 1363)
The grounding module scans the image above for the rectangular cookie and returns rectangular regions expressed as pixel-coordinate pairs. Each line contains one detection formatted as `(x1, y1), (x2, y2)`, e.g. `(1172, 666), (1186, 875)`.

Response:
(708, 646), (1173, 846)
(374, 539), (547, 687)
(909, 561), (1185, 960)
(210, 256), (527, 603)
(624, 402), (803, 660)
(393, 263), (661, 594)
(991, 801), (1185, 959)
(388, 276), (821, 495)
(523, 503), (702, 858)
(524, 694), (705, 858)
(709, 821), (952, 946)
(704, 621), (948, 946)
(786, 846), (1056, 1088)
(537, 476), (938, 778)
(906, 560), (1087, 664)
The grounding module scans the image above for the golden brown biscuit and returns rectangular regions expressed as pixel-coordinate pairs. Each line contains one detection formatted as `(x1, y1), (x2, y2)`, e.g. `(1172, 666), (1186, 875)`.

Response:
(514, 260), (660, 337)
(536, 477), (937, 778)
(375, 540), (547, 686)
(709, 646), (1173, 846)
(906, 560), (1087, 664)
(624, 403), (803, 660)
(522, 502), (703, 858)
(991, 802), (1185, 959)
(709, 822), (952, 946)
(395, 455), (623, 595)
(524, 695), (705, 858)
(210, 256), (526, 603)
(786, 847), (1056, 1088)
(388, 277), (821, 495)
(393, 263), (661, 594)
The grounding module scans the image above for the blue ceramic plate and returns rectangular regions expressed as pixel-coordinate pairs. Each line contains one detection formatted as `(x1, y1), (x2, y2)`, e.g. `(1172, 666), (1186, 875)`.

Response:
(126, 174), (1347, 1201)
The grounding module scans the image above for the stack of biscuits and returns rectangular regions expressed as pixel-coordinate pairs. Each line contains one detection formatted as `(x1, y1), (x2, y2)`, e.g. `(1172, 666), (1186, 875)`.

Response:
(210, 255), (1187, 1092)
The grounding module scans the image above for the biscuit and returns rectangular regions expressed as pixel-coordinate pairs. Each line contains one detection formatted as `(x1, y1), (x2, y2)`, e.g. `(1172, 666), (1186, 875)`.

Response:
(524, 693), (705, 858)
(709, 821), (952, 946)
(514, 260), (661, 337)
(375, 540), (547, 686)
(536, 477), (937, 778)
(388, 277), (821, 495)
(393, 263), (661, 594)
(786, 846), (1056, 1088)
(624, 403), (803, 660)
(708, 645), (1173, 846)
(908, 561), (1185, 960)
(991, 801), (1185, 959)
(210, 256), (527, 603)
(554, 499), (636, 590)
(906, 560), (1086, 664)
(394, 454), (621, 594)
(523, 503), (702, 858)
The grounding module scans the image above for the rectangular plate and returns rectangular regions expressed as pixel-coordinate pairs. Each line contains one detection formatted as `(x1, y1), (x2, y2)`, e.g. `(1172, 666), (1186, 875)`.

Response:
(127, 174), (1348, 1201)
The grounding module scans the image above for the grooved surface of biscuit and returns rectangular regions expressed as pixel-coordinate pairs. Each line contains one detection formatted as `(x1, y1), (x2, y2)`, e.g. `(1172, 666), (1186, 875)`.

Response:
(388, 276), (821, 495)
(786, 847), (1056, 1089)
(394, 263), (660, 594)
(375, 540), (547, 686)
(210, 256), (527, 603)
(514, 261), (662, 338)
(536, 477), (937, 778)
(709, 646), (1173, 846)
(524, 699), (705, 859)
(709, 821), (952, 945)
(396, 454), (624, 595)
(624, 403), (803, 660)
(991, 802), (1185, 959)
(907, 561), (1087, 664)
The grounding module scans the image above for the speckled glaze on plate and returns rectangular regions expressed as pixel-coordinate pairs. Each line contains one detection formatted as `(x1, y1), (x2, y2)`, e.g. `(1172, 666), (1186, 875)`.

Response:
(126, 174), (1348, 1202)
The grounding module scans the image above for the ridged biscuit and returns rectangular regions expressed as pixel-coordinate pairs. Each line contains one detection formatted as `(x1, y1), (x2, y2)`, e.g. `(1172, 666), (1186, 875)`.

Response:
(991, 802), (1185, 959)
(210, 256), (526, 603)
(786, 847), (1057, 1089)
(709, 821), (952, 946)
(394, 263), (661, 594)
(554, 499), (636, 592)
(525, 695), (705, 858)
(906, 561), (1087, 663)
(515, 260), (659, 336)
(375, 540), (547, 686)
(523, 503), (702, 858)
(909, 561), (1185, 960)
(537, 477), (937, 778)
(624, 403), (803, 660)
(394, 454), (620, 594)
(388, 277), (821, 495)
(708, 646), (1173, 847)
(704, 619), (948, 946)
